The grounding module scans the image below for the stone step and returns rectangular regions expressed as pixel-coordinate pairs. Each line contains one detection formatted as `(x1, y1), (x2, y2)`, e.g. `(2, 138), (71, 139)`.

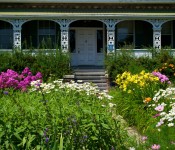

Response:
(75, 72), (106, 76)
(80, 79), (107, 83)
(74, 69), (105, 72)
(75, 75), (106, 80)
(73, 67), (109, 91)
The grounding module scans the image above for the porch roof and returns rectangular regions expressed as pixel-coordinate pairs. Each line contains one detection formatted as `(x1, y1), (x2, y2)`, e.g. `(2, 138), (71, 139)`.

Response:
(0, 11), (175, 19)
(0, 0), (175, 4)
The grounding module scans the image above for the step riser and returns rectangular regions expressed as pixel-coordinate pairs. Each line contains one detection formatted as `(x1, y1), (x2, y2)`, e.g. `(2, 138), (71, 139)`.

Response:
(73, 69), (108, 91)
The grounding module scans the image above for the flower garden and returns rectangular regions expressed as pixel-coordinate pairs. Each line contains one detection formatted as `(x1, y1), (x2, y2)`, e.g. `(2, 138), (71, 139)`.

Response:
(1, 49), (175, 149)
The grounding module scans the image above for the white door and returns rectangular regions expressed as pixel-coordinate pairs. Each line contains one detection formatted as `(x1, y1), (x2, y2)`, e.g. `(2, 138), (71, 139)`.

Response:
(76, 29), (96, 65)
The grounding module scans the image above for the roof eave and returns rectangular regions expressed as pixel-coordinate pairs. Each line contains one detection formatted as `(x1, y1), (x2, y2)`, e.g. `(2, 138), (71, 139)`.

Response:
(0, 0), (175, 4)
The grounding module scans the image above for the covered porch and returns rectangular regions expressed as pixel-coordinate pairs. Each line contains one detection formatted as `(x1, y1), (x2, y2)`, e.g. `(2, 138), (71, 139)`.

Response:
(0, 2), (175, 66)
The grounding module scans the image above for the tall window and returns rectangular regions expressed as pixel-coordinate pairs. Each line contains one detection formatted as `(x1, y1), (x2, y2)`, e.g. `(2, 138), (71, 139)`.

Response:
(0, 21), (13, 49)
(38, 21), (58, 49)
(116, 21), (134, 49)
(22, 20), (60, 49)
(115, 20), (153, 49)
(135, 21), (153, 49)
(161, 21), (172, 48)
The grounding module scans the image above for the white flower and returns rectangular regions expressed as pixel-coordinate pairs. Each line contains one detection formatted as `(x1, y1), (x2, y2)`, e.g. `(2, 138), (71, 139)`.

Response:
(109, 103), (116, 108)
(129, 147), (135, 150)
(168, 123), (174, 127)
(157, 128), (161, 132)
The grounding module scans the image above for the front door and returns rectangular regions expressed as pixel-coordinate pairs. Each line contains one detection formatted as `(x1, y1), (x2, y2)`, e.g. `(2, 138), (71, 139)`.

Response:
(76, 29), (96, 65)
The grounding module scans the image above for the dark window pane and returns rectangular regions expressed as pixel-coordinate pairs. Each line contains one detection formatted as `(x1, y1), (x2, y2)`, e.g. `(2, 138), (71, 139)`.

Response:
(22, 20), (60, 49)
(161, 35), (172, 48)
(97, 30), (103, 53)
(70, 30), (76, 53)
(22, 21), (38, 48)
(161, 21), (172, 48)
(135, 21), (153, 49)
(0, 21), (13, 49)
(117, 34), (133, 48)
(38, 35), (55, 49)
(173, 21), (175, 48)
(115, 21), (134, 49)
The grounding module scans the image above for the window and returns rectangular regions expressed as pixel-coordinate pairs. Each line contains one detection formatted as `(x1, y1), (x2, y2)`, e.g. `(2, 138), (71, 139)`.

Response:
(116, 21), (134, 49)
(22, 20), (60, 49)
(115, 20), (153, 49)
(38, 21), (57, 49)
(135, 21), (153, 49)
(0, 21), (13, 49)
(161, 21), (172, 48)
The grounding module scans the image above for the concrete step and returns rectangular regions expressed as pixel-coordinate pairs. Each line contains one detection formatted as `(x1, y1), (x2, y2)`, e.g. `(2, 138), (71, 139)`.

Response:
(75, 72), (106, 76)
(73, 68), (109, 91)
(75, 76), (106, 80)
(80, 79), (107, 83)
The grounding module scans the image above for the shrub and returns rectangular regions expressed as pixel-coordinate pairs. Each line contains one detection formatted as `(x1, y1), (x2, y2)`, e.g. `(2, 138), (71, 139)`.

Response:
(155, 63), (175, 81)
(115, 70), (163, 101)
(0, 79), (131, 149)
(0, 50), (71, 82)
(105, 50), (136, 83)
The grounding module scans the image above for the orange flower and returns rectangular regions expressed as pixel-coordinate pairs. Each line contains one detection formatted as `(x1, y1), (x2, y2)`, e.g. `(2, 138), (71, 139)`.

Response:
(169, 64), (174, 68)
(144, 97), (152, 103)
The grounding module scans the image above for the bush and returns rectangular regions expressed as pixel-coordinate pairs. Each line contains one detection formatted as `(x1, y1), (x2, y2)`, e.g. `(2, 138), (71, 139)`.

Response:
(105, 48), (175, 84)
(0, 50), (71, 82)
(0, 79), (131, 149)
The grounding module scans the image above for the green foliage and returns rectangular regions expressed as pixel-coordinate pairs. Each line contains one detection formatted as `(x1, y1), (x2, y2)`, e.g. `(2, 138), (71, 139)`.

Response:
(0, 87), (130, 149)
(105, 50), (136, 83)
(0, 49), (71, 81)
(105, 48), (175, 84)
(110, 87), (175, 149)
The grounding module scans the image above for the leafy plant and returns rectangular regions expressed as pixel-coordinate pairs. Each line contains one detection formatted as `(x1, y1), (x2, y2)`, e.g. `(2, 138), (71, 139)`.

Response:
(0, 77), (131, 149)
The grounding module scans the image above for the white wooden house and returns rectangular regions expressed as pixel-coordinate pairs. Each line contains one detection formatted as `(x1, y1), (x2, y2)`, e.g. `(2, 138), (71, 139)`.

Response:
(0, 0), (175, 66)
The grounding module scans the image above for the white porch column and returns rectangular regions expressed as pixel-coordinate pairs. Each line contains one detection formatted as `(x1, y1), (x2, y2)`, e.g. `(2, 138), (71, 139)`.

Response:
(153, 27), (162, 49)
(107, 28), (115, 53)
(60, 27), (69, 52)
(101, 19), (121, 53)
(146, 19), (167, 50)
(54, 19), (74, 53)
(10, 19), (27, 50)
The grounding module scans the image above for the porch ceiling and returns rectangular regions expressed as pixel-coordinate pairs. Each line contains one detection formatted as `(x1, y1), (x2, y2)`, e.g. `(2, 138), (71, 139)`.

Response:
(0, 11), (175, 19)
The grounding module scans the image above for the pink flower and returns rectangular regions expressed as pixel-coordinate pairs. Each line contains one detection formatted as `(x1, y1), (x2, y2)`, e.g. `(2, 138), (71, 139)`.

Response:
(151, 144), (160, 150)
(153, 113), (160, 118)
(0, 67), (42, 91)
(156, 120), (164, 127)
(155, 105), (164, 112)
(141, 136), (148, 141)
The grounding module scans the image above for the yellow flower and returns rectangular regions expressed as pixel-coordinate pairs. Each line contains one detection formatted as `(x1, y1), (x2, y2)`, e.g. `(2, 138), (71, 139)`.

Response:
(128, 90), (132, 93)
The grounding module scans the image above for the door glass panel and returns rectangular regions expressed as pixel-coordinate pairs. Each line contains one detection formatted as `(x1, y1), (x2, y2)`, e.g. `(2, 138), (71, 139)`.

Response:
(97, 30), (103, 53)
